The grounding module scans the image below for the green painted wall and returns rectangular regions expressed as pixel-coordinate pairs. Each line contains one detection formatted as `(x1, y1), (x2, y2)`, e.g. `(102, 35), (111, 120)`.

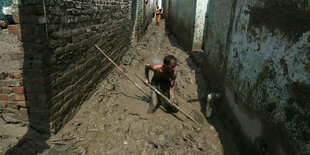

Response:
(202, 0), (310, 154)
(0, 0), (12, 21)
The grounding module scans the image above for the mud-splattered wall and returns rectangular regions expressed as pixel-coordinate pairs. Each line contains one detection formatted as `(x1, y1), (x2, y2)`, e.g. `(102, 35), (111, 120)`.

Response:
(202, 0), (310, 154)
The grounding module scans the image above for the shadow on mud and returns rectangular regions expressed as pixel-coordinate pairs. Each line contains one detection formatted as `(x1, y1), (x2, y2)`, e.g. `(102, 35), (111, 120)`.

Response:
(186, 52), (241, 155)
(163, 24), (241, 153)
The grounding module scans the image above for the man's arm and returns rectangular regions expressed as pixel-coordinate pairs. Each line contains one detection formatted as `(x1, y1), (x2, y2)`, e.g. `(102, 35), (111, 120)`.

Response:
(145, 64), (161, 83)
(145, 64), (151, 83)
(169, 71), (177, 104)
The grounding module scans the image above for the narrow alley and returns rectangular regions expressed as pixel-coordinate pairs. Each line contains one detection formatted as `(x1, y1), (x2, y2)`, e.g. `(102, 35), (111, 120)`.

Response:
(0, 0), (309, 155)
(41, 21), (227, 155)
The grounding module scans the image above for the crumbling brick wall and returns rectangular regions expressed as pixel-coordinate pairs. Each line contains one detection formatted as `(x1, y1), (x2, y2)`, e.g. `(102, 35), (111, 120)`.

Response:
(0, 31), (27, 115)
(0, 0), (142, 134)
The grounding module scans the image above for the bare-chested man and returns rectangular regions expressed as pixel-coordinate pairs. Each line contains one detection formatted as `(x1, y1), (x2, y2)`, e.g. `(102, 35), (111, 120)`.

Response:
(144, 55), (178, 113)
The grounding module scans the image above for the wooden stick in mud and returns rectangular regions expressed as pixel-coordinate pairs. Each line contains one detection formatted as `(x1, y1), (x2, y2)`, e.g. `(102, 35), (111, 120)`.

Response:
(95, 45), (200, 125)
(135, 74), (201, 125)
(95, 45), (150, 97)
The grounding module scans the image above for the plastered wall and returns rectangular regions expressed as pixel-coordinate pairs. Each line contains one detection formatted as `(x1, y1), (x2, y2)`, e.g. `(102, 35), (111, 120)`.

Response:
(202, 0), (310, 154)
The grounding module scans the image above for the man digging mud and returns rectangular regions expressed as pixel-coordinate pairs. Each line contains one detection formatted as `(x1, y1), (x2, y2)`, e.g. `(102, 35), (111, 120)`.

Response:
(144, 55), (179, 113)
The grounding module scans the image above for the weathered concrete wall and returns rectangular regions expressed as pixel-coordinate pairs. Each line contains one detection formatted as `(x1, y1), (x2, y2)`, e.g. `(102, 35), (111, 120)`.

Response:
(192, 0), (208, 51)
(166, 0), (196, 51)
(165, 0), (207, 51)
(202, 0), (310, 154)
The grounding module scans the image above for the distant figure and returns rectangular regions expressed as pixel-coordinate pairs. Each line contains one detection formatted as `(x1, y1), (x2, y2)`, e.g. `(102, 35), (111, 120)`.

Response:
(155, 6), (161, 25)
(144, 55), (178, 113)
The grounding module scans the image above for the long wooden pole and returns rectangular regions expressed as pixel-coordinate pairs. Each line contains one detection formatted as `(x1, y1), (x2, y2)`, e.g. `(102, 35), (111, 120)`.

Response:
(95, 45), (150, 97)
(95, 45), (200, 125)
(135, 74), (200, 125)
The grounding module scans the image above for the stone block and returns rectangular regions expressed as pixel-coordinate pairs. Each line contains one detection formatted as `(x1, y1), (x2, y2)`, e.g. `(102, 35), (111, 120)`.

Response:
(0, 95), (9, 101)
(8, 73), (22, 79)
(19, 107), (28, 115)
(13, 87), (24, 94)
(11, 94), (26, 101)
(7, 103), (19, 109)
(18, 101), (29, 107)
(0, 102), (7, 108)
(2, 87), (12, 94)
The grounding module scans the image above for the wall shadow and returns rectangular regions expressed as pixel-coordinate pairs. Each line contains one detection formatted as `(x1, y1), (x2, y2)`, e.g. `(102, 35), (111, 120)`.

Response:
(164, 21), (188, 52)
(185, 52), (241, 155)
(5, 3), (51, 155)
(163, 13), (241, 153)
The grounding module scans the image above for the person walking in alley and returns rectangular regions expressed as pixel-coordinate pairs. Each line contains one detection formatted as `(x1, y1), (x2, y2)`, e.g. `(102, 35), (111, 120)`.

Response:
(155, 6), (161, 25)
(144, 55), (178, 113)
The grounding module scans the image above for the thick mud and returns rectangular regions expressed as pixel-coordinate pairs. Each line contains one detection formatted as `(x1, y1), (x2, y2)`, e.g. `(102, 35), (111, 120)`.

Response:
(43, 21), (225, 155)
(42, 21), (223, 155)
(2, 21), (232, 154)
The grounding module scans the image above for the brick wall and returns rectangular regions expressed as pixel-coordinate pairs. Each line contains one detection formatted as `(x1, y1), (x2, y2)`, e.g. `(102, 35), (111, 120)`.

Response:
(46, 0), (131, 133)
(134, 0), (153, 40)
(0, 0), (152, 134)
(0, 31), (27, 115)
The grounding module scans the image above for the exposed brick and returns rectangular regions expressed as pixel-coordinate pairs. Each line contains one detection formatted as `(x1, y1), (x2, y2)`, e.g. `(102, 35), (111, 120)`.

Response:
(0, 95), (9, 101)
(7, 103), (19, 109)
(8, 73), (23, 79)
(7, 81), (21, 87)
(4, 0), (140, 134)
(8, 24), (21, 34)
(11, 94), (26, 101)
(0, 81), (7, 87)
(0, 102), (7, 108)
(18, 101), (30, 107)
(19, 108), (29, 115)
(2, 87), (12, 94)
(13, 87), (24, 94)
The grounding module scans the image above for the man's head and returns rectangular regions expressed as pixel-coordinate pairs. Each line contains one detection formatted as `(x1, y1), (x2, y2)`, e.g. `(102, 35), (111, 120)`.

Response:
(163, 55), (177, 72)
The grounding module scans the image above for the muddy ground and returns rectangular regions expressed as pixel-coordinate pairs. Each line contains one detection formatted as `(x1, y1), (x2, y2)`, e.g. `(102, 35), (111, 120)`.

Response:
(2, 21), (239, 154)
